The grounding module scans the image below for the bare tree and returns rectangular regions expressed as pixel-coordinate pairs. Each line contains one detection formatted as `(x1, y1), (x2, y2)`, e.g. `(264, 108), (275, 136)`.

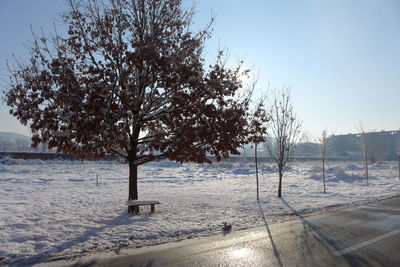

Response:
(248, 98), (268, 200)
(4, 0), (266, 205)
(15, 137), (25, 151)
(358, 122), (369, 186)
(318, 129), (332, 193)
(265, 88), (301, 198)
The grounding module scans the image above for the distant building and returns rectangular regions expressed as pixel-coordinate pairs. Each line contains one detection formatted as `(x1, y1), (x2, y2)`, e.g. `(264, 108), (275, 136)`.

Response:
(329, 130), (400, 161)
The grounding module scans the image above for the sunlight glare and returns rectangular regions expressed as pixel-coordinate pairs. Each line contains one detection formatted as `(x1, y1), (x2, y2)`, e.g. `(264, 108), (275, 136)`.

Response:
(228, 247), (253, 259)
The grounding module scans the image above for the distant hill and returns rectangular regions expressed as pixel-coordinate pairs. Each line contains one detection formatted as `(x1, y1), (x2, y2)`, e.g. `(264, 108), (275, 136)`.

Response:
(0, 131), (33, 152)
(0, 131), (31, 141)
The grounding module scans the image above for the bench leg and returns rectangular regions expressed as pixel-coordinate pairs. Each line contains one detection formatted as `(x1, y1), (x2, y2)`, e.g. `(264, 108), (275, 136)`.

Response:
(151, 204), (155, 213)
(128, 205), (139, 214)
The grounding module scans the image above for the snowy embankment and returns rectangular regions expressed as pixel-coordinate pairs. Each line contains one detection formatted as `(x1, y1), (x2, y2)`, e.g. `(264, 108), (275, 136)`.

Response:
(0, 157), (399, 264)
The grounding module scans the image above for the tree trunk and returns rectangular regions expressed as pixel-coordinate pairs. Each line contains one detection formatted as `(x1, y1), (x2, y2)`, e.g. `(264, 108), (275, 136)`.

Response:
(128, 159), (139, 214)
(128, 126), (140, 213)
(278, 168), (283, 198)
(365, 150), (369, 186)
(255, 143), (259, 200)
(322, 158), (326, 193)
(129, 160), (138, 200)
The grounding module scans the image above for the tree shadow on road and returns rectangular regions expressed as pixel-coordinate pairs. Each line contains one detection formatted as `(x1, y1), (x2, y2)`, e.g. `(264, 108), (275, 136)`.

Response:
(280, 198), (376, 267)
(258, 201), (283, 267)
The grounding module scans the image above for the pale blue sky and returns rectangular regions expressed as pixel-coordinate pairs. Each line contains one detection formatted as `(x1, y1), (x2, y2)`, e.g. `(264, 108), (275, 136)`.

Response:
(1, 0), (399, 138)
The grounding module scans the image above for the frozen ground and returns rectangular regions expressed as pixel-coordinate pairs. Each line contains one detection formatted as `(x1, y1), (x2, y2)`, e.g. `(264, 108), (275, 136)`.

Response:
(0, 157), (399, 264)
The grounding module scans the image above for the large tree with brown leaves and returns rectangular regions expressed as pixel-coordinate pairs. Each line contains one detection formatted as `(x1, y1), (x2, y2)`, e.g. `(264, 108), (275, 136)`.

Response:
(4, 0), (267, 203)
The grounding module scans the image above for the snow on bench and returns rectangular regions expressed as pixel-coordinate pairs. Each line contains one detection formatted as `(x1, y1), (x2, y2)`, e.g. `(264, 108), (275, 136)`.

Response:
(127, 200), (161, 214)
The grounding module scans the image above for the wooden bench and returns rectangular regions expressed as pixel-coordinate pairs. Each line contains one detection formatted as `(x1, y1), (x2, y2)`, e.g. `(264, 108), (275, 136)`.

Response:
(127, 200), (161, 214)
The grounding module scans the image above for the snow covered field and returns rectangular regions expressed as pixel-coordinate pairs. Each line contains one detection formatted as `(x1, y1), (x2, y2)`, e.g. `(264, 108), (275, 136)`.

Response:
(0, 157), (399, 264)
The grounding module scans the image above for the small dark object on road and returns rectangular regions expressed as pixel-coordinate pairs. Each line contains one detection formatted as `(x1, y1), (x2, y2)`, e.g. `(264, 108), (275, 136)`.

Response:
(222, 221), (232, 231)
(120, 241), (129, 247)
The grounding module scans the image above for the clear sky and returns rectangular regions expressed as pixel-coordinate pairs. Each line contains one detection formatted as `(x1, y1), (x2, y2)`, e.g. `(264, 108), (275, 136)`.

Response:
(1, 0), (399, 138)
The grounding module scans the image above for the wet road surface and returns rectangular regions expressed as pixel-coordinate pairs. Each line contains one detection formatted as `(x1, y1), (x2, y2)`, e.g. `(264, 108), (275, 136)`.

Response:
(44, 196), (400, 266)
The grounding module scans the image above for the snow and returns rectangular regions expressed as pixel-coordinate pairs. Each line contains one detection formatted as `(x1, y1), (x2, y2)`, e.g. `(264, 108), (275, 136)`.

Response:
(0, 158), (399, 265)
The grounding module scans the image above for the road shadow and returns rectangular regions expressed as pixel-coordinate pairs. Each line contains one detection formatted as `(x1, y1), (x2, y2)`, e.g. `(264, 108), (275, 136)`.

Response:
(280, 198), (375, 266)
(19, 211), (153, 265)
(258, 201), (283, 267)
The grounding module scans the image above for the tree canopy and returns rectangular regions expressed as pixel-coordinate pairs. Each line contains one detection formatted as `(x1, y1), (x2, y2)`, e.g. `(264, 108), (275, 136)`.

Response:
(5, 0), (266, 164)
(4, 0), (267, 200)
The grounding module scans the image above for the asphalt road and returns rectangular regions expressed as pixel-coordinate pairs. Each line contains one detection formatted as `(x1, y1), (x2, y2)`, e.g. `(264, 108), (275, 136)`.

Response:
(43, 196), (400, 267)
